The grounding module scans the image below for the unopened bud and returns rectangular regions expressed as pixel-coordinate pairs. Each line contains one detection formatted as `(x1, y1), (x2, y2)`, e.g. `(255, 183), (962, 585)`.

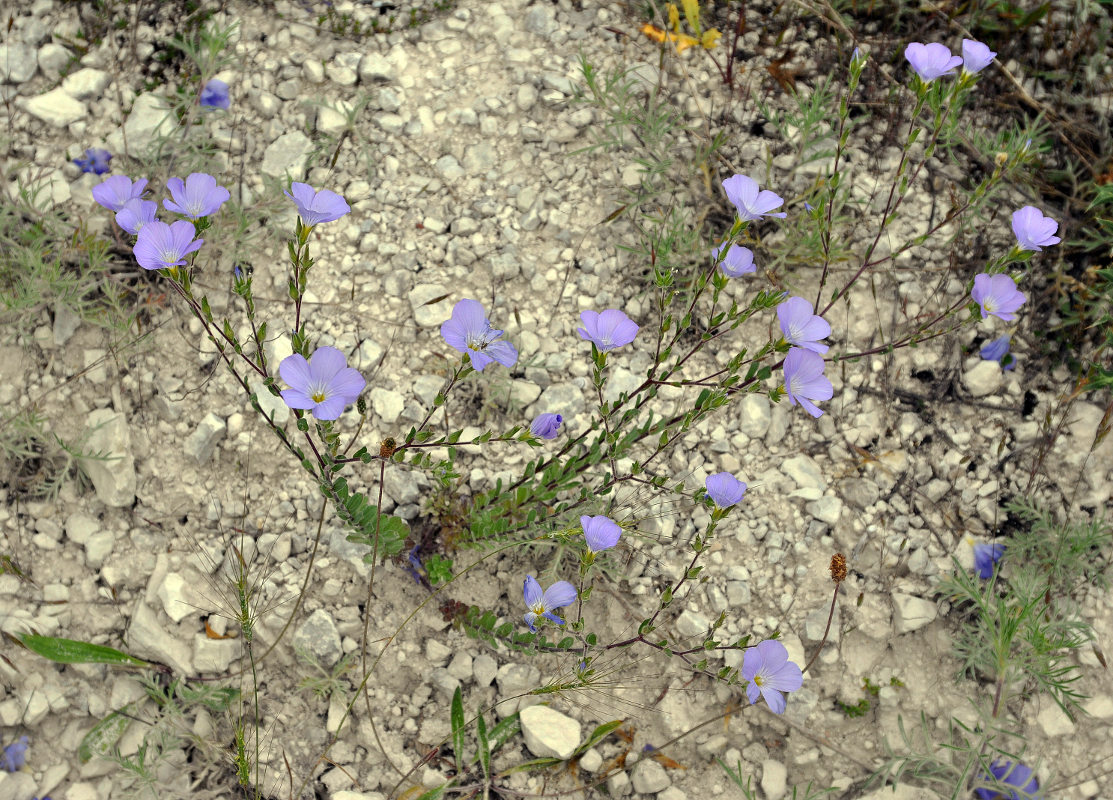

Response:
(380, 438), (396, 459)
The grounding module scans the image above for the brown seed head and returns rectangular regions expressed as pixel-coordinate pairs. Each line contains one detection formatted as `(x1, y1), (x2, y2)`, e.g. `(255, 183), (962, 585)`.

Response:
(830, 553), (847, 583)
(380, 437), (397, 459)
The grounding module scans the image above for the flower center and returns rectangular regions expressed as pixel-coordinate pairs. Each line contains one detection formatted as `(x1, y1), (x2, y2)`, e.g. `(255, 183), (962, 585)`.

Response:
(161, 249), (177, 265)
(754, 674), (765, 687)
(982, 298), (996, 312)
(466, 326), (496, 352)
(530, 602), (545, 614)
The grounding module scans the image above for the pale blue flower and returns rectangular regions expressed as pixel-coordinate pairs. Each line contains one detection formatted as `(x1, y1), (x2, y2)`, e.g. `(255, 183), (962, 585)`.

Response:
(440, 299), (518, 371)
(581, 515), (621, 553)
(972, 274), (1026, 321)
(530, 413), (563, 439)
(522, 575), (577, 632)
(742, 640), (803, 714)
(279, 347), (366, 420)
(705, 473), (747, 508)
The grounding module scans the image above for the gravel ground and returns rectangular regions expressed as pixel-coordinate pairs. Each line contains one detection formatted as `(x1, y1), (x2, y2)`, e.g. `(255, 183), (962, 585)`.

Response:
(1, 1), (1112, 799)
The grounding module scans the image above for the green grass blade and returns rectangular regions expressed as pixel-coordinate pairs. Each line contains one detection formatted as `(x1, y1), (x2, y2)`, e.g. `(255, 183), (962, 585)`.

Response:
(451, 686), (466, 773)
(476, 711), (491, 781)
(19, 634), (149, 667)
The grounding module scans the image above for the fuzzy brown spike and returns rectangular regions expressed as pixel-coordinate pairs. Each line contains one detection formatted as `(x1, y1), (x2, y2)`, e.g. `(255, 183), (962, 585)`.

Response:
(380, 438), (397, 459)
(830, 553), (847, 583)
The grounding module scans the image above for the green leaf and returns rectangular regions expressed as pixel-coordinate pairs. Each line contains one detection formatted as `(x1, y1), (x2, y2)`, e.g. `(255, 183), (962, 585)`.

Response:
(451, 687), (466, 773)
(575, 719), (624, 755)
(415, 787), (445, 800)
(425, 553), (453, 585)
(476, 712), (491, 780)
(500, 757), (563, 775)
(486, 713), (521, 754)
(79, 709), (131, 762)
(19, 634), (149, 667)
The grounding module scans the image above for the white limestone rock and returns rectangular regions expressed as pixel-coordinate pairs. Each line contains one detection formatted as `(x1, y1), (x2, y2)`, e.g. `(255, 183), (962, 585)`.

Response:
(80, 408), (136, 507)
(127, 601), (193, 675)
(963, 359), (1002, 397)
(106, 92), (174, 155)
(261, 131), (312, 179)
(520, 705), (581, 760)
(24, 87), (85, 127)
(892, 592), (937, 634)
(0, 44), (37, 83)
(62, 68), (110, 100)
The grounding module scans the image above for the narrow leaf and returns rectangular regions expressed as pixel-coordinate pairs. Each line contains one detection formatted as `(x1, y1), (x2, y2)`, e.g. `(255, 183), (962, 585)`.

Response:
(451, 686), (466, 773)
(476, 712), (491, 780)
(79, 709), (131, 762)
(19, 634), (149, 667)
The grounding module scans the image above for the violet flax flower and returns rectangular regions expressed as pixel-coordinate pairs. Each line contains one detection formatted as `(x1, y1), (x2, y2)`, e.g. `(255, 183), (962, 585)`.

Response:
(73, 148), (112, 175)
(199, 78), (230, 109)
(974, 760), (1041, 800)
(530, 412), (563, 440)
(712, 243), (756, 278)
(904, 42), (963, 82)
(133, 220), (203, 271)
(285, 182), (351, 226)
(961, 39), (996, 74)
(1, 736), (28, 772)
(722, 174), (787, 221)
(440, 299), (518, 371)
(971, 274), (1026, 321)
(279, 347), (366, 421)
(1011, 206), (1061, 252)
(980, 335), (1015, 370)
(742, 640), (803, 715)
(581, 515), (621, 553)
(783, 347), (833, 418)
(163, 173), (231, 219)
(973, 542), (1005, 579)
(577, 309), (639, 351)
(777, 296), (831, 354)
(522, 575), (577, 632)
(92, 175), (148, 212)
(705, 473), (747, 508)
(115, 199), (159, 236)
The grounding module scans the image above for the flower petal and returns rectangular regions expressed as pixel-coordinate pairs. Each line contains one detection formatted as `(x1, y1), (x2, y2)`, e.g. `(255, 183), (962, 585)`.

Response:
(541, 580), (578, 611)
(766, 661), (803, 693)
(309, 346), (348, 382)
(312, 395), (347, 420)
(523, 575), (543, 607)
(755, 639), (789, 672)
(329, 368), (366, 402)
(279, 354), (312, 393)
(760, 685), (787, 714)
(280, 389), (316, 409)
(486, 339), (518, 368)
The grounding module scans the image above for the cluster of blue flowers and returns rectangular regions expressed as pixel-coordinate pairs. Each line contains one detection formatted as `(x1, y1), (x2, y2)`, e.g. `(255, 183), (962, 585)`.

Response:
(78, 37), (1063, 732)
